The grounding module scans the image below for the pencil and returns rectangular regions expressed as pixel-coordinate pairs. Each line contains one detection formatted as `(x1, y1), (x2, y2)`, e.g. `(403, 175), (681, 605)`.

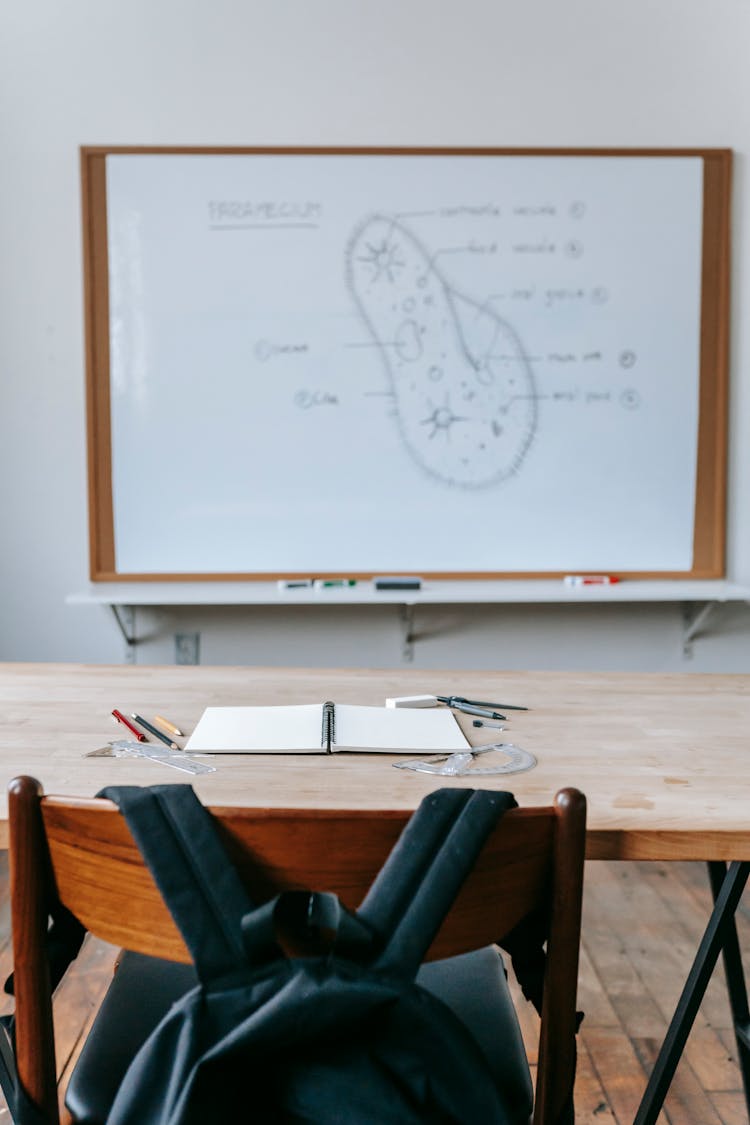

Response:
(154, 714), (184, 737)
(131, 713), (179, 750)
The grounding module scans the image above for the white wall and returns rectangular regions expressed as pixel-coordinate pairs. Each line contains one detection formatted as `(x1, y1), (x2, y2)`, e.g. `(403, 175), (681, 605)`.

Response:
(2, 0), (750, 671)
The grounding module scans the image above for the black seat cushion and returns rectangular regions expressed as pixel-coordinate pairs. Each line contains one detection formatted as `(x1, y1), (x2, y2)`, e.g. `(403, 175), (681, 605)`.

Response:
(65, 952), (198, 1124)
(418, 947), (533, 1121)
(66, 946), (532, 1124)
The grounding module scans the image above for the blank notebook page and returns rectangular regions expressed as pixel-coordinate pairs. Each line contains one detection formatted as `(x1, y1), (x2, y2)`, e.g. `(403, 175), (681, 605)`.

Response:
(333, 705), (469, 752)
(186, 704), (323, 752)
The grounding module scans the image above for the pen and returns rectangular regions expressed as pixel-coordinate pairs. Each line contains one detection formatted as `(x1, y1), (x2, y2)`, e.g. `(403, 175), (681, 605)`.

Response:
(437, 695), (528, 712)
(112, 709), (147, 742)
(154, 714), (184, 737)
(131, 713), (180, 750)
(277, 579), (313, 590)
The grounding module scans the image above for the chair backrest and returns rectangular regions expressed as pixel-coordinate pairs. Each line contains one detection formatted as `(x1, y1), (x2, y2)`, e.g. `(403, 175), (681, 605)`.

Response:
(8, 776), (586, 1125)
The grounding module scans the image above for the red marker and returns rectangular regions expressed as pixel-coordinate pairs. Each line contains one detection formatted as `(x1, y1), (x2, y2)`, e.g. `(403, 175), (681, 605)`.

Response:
(111, 709), (147, 741)
(564, 575), (621, 587)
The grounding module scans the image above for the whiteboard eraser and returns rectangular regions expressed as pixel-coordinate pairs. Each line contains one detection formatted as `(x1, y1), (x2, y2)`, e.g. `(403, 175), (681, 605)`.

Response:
(385, 695), (438, 708)
(374, 576), (422, 590)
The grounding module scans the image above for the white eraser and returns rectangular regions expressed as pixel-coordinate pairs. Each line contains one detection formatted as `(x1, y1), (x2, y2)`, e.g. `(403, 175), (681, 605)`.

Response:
(385, 695), (438, 708)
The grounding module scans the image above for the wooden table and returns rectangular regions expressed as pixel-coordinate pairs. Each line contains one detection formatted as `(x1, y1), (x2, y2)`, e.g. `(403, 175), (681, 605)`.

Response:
(0, 662), (748, 858)
(2, 662), (749, 1123)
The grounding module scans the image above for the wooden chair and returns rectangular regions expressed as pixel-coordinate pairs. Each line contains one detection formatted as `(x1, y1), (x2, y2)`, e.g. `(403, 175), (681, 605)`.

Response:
(6, 777), (586, 1125)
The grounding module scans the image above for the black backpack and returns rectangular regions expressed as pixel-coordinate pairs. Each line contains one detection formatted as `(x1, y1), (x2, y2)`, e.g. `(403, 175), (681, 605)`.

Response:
(93, 784), (525, 1125)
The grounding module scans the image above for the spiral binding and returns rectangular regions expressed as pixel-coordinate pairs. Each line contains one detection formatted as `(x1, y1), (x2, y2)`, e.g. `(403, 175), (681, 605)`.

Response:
(321, 700), (336, 753)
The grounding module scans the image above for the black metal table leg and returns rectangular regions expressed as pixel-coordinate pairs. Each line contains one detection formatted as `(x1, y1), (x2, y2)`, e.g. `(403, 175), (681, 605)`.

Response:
(707, 861), (750, 1118)
(634, 860), (750, 1125)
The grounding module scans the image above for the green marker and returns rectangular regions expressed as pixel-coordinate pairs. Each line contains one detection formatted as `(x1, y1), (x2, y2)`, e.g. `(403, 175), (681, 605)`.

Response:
(313, 579), (358, 589)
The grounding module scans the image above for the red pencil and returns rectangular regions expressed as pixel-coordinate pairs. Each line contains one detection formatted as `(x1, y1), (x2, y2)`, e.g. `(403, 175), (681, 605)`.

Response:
(112, 709), (147, 741)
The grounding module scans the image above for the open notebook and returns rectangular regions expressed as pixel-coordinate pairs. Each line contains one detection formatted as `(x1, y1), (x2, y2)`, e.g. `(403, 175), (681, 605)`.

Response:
(184, 702), (469, 754)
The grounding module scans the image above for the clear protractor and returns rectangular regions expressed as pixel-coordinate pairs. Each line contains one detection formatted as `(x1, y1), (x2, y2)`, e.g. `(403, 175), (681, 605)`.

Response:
(466, 743), (537, 775)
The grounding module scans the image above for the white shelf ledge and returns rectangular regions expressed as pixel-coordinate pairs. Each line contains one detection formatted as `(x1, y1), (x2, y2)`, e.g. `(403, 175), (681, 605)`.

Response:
(67, 578), (750, 608)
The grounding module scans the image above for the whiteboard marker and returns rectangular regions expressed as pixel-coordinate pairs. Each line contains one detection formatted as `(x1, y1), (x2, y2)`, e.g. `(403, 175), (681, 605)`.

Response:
(564, 575), (621, 586)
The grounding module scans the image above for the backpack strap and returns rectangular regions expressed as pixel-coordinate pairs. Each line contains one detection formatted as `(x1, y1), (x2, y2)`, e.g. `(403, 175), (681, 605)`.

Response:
(360, 788), (517, 977)
(98, 785), (254, 981)
(99, 786), (514, 985)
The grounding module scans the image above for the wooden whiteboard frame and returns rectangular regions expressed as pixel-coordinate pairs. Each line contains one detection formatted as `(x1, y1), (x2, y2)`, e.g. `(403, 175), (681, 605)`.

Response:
(81, 146), (731, 582)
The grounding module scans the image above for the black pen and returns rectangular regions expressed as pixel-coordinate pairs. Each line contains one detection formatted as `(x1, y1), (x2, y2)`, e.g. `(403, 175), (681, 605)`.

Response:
(131, 713), (180, 750)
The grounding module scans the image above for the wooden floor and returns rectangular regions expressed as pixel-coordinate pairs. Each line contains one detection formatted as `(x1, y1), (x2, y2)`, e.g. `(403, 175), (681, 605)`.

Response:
(0, 858), (747, 1124)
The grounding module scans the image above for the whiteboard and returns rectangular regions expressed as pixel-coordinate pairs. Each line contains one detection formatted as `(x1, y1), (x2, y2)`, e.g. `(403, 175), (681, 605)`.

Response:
(83, 148), (730, 579)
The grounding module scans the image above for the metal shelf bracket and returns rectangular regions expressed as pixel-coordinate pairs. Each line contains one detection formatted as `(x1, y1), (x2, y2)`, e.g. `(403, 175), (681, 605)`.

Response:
(681, 600), (718, 656)
(110, 605), (137, 663)
(399, 604), (416, 662)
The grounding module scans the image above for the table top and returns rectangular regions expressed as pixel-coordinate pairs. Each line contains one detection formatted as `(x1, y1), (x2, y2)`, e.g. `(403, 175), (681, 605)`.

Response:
(1, 662), (749, 860)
